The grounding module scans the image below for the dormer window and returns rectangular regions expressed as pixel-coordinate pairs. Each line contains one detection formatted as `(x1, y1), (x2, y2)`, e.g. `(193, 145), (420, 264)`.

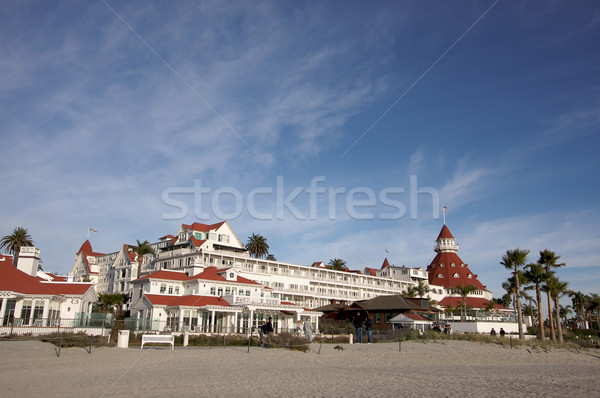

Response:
(467, 274), (472, 279)
(437, 274), (444, 278)
(229, 272), (234, 279)
(439, 263), (445, 267)
(451, 263), (455, 267)
(453, 273), (459, 278)
(461, 263), (465, 267)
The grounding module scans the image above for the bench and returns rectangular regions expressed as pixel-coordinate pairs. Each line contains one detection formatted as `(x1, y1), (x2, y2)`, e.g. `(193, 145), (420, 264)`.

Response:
(141, 334), (174, 350)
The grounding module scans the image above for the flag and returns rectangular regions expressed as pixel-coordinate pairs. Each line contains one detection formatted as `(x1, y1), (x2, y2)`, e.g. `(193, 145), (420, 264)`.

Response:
(442, 204), (447, 213)
(385, 249), (389, 254)
(89, 228), (98, 232)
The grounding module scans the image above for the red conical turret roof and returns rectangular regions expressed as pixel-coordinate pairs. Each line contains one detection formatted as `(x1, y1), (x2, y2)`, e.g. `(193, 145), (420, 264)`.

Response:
(437, 224), (454, 240)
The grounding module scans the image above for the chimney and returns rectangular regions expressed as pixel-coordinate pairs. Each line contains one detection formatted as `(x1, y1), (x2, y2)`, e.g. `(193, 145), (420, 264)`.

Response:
(17, 246), (41, 277)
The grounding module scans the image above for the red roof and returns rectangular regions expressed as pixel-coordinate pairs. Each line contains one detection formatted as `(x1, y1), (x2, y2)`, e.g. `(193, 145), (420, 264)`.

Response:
(189, 267), (262, 285)
(77, 240), (104, 256)
(144, 294), (229, 307)
(43, 282), (94, 296)
(402, 313), (432, 322)
(381, 258), (390, 269)
(427, 251), (485, 290)
(190, 237), (206, 248)
(137, 267), (262, 286)
(364, 267), (377, 276)
(437, 225), (455, 240)
(137, 270), (190, 281)
(183, 222), (226, 232)
(0, 261), (60, 295)
(439, 296), (507, 310)
(41, 273), (67, 282)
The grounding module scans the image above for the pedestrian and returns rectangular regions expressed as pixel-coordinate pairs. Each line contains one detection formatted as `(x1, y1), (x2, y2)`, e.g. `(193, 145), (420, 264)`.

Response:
(259, 320), (266, 337)
(353, 312), (364, 344)
(303, 318), (314, 342)
(490, 328), (497, 336)
(365, 316), (374, 344)
(265, 317), (274, 335)
(296, 320), (304, 335)
(500, 327), (506, 337)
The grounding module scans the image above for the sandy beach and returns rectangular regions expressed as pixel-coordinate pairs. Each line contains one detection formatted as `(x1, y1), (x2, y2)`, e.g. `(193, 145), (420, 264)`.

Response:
(1, 340), (599, 398)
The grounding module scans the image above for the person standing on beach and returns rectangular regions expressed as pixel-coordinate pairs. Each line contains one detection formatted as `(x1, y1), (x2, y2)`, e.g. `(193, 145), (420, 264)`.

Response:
(354, 312), (364, 344)
(365, 316), (374, 344)
(304, 318), (314, 342)
(266, 317), (274, 335)
(490, 328), (497, 336)
(296, 320), (304, 335)
(500, 328), (506, 337)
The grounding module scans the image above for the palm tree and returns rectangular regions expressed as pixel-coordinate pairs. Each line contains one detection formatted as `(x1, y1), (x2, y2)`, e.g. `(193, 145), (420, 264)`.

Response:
(0, 227), (34, 266)
(98, 293), (127, 317)
(559, 304), (572, 325)
(266, 254), (276, 261)
(544, 276), (569, 343)
(524, 263), (549, 341)
(455, 284), (477, 322)
(327, 258), (347, 271)
(414, 280), (428, 298)
(501, 248), (529, 339)
(405, 286), (417, 298)
(132, 240), (156, 279)
(570, 291), (587, 328)
(538, 249), (565, 342)
(245, 233), (269, 259)
(587, 293), (600, 330)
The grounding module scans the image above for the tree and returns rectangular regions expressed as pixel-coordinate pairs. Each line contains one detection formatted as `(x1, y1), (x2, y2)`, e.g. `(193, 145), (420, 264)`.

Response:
(569, 291), (587, 328)
(98, 293), (127, 317)
(405, 286), (417, 298)
(455, 284), (477, 322)
(543, 276), (569, 343)
(266, 254), (276, 261)
(501, 248), (529, 339)
(559, 304), (571, 325)
(538, 249), (565, 342)
(0, 227), (34, 266)
(327, 258), (347, 271)
(245, 233), (269, 259)
(524, 263), (549, 341)
(132, 240), (156, 279)
(587, 293), (600, 330)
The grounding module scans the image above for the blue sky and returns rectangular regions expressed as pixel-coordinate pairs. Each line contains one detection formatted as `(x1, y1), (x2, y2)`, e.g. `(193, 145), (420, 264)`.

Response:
(1, 1), (599, 302)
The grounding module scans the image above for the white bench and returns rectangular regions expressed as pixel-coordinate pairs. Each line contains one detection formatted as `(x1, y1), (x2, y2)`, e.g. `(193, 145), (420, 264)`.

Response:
(141, 334), (174, 350)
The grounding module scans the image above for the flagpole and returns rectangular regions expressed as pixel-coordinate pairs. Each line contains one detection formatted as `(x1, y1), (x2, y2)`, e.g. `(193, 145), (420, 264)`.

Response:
(442, 204), (447, 225)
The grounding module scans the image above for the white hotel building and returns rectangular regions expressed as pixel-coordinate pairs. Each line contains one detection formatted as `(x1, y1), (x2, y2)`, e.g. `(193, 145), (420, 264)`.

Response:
(69, 221), (495, 331)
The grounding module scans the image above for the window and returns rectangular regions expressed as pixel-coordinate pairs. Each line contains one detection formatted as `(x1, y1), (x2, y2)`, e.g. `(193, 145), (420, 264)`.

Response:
(384, 313), (393, 323)
(33, 300), (44, 321)
(20, 300), (32, 322)
(375, 313), (381, 324)
(3, 299), (16, 324)
(453, 273), (459, 278)
(217, 288), (223, 296)
(467, 274), (472, 279)
(175, 286), (180, 294)
(451, 263), (455, 267)
(439, 263), (445, 267)
(160, 284), (166, 294)
(210, 287), (216, 295)
(437, 274), (444, 278)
